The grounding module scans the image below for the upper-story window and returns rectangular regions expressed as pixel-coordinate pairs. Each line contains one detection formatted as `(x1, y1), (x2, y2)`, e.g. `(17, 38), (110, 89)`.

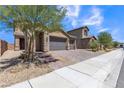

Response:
(84, 30), (88, 36)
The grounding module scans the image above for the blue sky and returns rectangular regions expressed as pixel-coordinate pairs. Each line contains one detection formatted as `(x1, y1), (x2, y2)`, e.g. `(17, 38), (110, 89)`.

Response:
(0, 5), (124, 43)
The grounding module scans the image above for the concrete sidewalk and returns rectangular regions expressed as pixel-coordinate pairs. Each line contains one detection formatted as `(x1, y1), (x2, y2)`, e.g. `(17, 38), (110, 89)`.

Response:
(8, 49), (124, 88)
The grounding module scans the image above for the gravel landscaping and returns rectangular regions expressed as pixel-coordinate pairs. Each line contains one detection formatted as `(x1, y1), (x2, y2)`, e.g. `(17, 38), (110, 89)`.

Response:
(50, 49), (106, 64)
(0, 49), (106, 87)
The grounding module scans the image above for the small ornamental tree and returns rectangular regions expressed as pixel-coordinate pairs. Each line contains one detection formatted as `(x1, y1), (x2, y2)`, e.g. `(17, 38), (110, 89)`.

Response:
(98, 32), (112, 50)
(89, 40), (99, 52)
(0, 5), (66, 62)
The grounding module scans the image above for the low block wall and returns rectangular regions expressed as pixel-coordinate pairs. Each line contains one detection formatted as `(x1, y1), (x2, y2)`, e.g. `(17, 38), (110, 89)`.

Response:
(0, 40), (8, 56)
(0, 40), (14, 56)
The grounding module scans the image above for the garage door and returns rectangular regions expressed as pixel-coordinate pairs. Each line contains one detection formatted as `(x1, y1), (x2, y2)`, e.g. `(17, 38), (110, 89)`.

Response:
(50, 36), (67, 50)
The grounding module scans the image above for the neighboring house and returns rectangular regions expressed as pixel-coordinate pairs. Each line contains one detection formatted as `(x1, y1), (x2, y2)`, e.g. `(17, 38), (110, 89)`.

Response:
(14, 27), (77, 52)
(67, 26), (97, 49)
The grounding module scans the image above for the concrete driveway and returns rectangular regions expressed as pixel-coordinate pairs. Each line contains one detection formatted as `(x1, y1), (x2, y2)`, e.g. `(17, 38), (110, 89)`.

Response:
(8, 49), (124, 88)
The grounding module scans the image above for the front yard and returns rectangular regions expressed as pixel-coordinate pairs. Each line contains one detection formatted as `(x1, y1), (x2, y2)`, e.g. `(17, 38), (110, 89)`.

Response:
(0, 49), (106, 87)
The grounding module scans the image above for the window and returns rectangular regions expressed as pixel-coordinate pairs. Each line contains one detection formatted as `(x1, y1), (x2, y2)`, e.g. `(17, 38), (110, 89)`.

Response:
(84, 30), (88, 36)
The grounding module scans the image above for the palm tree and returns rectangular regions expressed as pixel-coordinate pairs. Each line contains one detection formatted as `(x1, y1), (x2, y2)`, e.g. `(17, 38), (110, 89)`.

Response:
(0, 5), (66, 61)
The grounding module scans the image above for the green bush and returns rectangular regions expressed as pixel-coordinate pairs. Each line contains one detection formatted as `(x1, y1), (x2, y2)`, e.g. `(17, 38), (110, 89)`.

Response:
(98, 32), (112, 49)
(89, 40), (99, 52)
(112, 41), (119, 48)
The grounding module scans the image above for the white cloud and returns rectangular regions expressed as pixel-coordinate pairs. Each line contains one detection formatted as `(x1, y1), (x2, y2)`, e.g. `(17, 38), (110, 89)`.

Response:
(82, 6), (111, 34)
(83, 6), (103, 26)
(66, 5), (80, 17)
(110, 28), (124, 42)
(66, 6), (80, 28)
(61, 5), (80, 28)
(60, 6), (110, 33)
(60, 6), (123, 42)
(71, 19), (78, 27)
(98, 28), (110, 32)
(58, 5), (80, 17)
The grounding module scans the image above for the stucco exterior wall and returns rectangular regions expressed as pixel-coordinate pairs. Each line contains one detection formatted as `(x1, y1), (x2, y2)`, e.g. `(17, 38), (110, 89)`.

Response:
(82, 28), (89, 38)
(14, 29), (76, 51)
(14, 36), (20, 51)
(81, 38), (91, 49)
(67, 27), (89, 39)
(67, 29), (82, 39)
(76, 38), (94, 49)
(43, 32), (49, 52)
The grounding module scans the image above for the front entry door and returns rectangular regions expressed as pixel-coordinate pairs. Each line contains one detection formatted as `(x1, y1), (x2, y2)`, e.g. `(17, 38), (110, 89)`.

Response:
(20, 38), (25, 50)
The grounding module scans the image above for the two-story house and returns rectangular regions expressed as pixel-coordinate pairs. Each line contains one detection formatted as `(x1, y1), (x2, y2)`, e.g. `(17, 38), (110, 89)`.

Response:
(13, 26), (96, 53)
(67, 26), (97, 49)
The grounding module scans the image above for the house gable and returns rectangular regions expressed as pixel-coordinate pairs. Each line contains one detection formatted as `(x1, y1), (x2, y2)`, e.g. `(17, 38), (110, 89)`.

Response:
(67, 26), (89, 39)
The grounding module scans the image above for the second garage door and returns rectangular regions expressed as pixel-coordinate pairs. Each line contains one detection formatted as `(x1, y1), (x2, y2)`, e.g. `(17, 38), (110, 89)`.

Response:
(50, 36), (67, 50)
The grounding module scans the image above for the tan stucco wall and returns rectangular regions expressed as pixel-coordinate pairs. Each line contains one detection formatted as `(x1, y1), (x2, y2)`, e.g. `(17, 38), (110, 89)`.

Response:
(14, 27), (24, 36)
(82, 28), (89, 38)
(14, 36), (20, 51)
(14, 29), (77, 51)
(73, 37), (95, 49)
(43, 32), (49, 52)
(67, 28), (89, 39)
(67, 29), (82, 39)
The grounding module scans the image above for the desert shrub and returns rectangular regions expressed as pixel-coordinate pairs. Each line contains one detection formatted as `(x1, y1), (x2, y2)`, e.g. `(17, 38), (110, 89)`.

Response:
(89, 40), (99, 52)
(112, 41), (119, 48)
